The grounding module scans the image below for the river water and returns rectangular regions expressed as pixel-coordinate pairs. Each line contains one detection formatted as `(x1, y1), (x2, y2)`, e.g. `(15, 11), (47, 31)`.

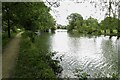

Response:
(38, 29), (120, 78)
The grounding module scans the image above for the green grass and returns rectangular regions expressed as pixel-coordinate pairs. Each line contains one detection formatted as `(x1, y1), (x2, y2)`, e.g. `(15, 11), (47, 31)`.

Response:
(13, 33), (62, 79)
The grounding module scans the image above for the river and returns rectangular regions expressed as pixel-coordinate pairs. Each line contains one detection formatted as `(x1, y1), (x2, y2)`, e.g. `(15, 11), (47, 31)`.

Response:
(38, 29), (120, 78)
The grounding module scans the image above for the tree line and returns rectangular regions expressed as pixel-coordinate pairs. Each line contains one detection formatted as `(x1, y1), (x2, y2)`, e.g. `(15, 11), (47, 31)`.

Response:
(66, 13), (120, 39)
(66, 0), (120, 39)
(2, 2), (56, 39)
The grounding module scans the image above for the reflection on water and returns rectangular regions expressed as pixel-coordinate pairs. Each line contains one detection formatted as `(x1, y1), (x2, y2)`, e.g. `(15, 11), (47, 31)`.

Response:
(38, 29), (119, 78)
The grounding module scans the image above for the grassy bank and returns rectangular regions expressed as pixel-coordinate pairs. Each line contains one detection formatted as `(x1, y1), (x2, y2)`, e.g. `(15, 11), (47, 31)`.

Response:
(13, 32), (62, 79)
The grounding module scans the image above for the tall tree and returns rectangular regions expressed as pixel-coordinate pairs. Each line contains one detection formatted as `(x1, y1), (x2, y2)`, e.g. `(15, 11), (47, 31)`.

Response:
(86, 16), (99, 30)
(2, 3), (15, 38)
(67, 13), (83, 31)
(2, 2), (56, 38)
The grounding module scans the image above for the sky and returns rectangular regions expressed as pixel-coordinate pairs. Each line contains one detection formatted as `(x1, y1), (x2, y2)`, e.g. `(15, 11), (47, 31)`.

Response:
(44, 0), (118, 26)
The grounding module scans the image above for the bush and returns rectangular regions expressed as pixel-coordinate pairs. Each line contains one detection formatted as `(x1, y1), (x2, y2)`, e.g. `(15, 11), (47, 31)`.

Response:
(13, 33), (62, 79)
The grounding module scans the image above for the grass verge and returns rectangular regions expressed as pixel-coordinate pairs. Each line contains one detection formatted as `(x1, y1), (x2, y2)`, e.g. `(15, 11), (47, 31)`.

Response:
(13, 32), (62, 79)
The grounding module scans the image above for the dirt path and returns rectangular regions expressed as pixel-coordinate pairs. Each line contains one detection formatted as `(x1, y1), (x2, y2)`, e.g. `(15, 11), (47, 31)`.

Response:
(2, 32), (22, 78)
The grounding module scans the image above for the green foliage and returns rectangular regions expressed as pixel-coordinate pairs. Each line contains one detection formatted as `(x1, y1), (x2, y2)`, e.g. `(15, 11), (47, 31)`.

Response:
(73, 68), (118, 80)
(73, 68), (90, 80)
(2, 2), (56, 38)
(67, 13), (83, 31)
(67, 13), (119, 37)
(77, 17), (99, 34)
(57, 24), (67, 29)
(100, 17), (119, 35)
(86, 16), (99, 30)
(67, 14), (99, 34)
(14, 33), (62, 79)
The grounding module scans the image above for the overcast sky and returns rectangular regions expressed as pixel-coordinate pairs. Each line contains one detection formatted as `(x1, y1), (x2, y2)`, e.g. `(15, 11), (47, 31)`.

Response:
(44, 0), (118, 25)
(47, 1), (106, 25)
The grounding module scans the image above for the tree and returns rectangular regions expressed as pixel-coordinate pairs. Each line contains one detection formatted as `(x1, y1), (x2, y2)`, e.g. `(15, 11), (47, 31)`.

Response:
(2, 2), (56, 39)
(100, 17), (111, 34)
(67, 13), (83, 31)
(2, 3), (18, 38)
(86, 17), (99, 31)
(100, 16), (119, 35)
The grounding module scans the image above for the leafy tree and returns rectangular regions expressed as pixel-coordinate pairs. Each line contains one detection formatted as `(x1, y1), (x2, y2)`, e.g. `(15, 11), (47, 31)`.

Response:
(100, 17), (119, 35)
(86, 17), (99, 31)
(100, 17), (110, 34)
(2, 3), (19, 38)
(2, 2), (56, 39)
(67, 13), (83, 31)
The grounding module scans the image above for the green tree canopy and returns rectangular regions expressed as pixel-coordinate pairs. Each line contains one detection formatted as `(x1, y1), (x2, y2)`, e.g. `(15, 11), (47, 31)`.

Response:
(67, 13), (83, 31)
(2, 2), (56, 38)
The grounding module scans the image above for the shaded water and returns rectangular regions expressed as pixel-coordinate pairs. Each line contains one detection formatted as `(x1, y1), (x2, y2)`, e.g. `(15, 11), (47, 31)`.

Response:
(38, 29), (119, 78)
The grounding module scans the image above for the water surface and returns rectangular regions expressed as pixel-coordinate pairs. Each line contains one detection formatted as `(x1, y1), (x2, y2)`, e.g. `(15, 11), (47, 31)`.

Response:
(38, 29), (119, 78)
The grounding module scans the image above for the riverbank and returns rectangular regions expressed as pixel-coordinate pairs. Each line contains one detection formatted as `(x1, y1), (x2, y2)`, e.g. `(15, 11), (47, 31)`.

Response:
(2, 30), (119, 79)
(68, 29), (119, 39)
(13, 32), (62, 79)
